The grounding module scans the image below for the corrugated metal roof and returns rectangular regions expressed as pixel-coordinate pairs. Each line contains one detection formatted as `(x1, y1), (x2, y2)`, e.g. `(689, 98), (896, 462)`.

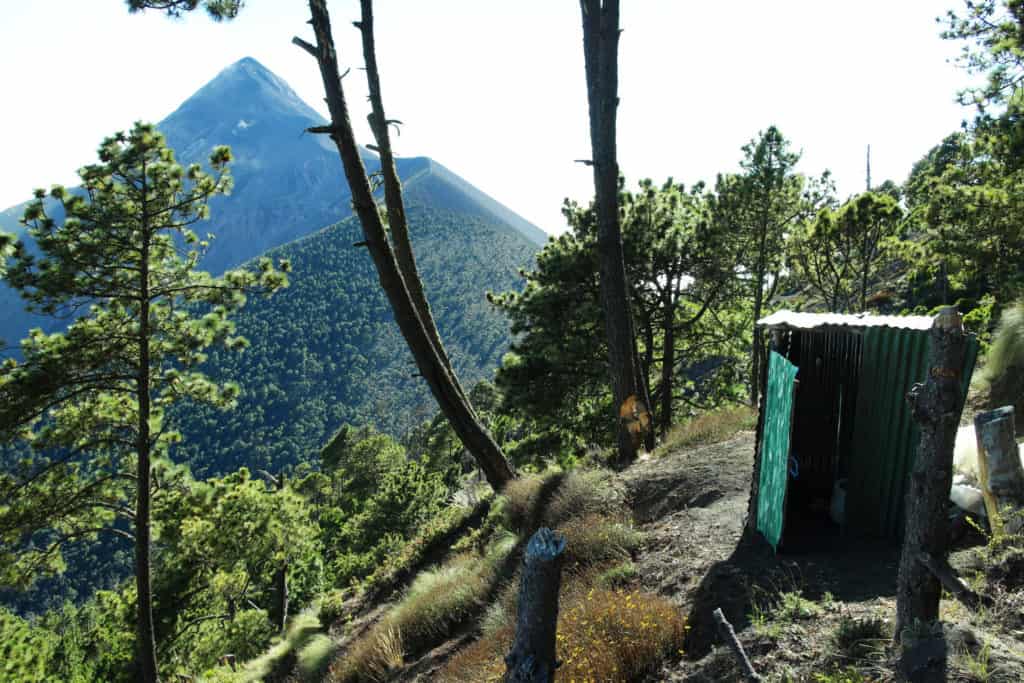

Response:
(757, 310), (934, 331)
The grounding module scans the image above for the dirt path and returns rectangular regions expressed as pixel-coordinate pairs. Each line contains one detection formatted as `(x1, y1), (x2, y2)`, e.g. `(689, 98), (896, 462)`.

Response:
(623, 432), (756, 604)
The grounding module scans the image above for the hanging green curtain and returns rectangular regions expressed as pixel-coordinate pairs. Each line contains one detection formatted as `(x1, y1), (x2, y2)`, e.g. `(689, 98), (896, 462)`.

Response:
(757, 350), (799, 550)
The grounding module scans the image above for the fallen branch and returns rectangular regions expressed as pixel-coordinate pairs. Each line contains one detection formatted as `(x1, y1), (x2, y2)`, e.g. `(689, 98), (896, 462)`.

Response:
(712, 607), (763, 682)
(916, 552), (993, 609)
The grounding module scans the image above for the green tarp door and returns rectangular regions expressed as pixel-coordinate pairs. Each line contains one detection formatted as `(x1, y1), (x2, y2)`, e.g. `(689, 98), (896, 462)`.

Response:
(757, 351), (799, 550)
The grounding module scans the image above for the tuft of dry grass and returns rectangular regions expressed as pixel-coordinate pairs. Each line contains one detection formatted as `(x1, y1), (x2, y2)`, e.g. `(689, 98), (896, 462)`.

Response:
(657, 405), (756, 455)
(360, 496), (491, 601)
(501, 471), (562, 534)
(328, 532), (516, 682)
(542, 469), (625, 529)
(559, 513), (640, 568)
(442, 585), (686, 682)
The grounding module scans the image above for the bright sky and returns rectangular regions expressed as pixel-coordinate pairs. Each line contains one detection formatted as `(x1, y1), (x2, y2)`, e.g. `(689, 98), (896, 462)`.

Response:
(0, 0), (975, 235)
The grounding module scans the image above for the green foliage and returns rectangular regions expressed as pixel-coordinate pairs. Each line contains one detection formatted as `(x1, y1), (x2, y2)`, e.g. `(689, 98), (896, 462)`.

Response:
(492, 177), (748, 454)
(964, 294), (999, 352)
(0, 123), (286, 588)
(296, 427), (450, 589)
(361, 497), (491, 601)
(714, 126), (830, 306)
(942, 0), (1024, 114)
(790, 191), (905, 312)
(171, 206), (535, 477)
(126, 0), (244, 21)
(296, 633), (338, 680)
(983, 299), (1024, 383)
(228, 610), (323, 683)
(151, 465), (322, 673)
(0, 608), (55, 682)
(903, 131), (1024, 308)
(596, 560), (640, 588)
(318, 589), (349, 627)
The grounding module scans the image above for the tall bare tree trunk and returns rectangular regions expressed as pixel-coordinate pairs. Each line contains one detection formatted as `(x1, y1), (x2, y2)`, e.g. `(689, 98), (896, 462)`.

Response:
(356, 0), (462, 392)
(136, 171), (160, 683)
(296, 0), (514, 490)
(580, 0), (647, 463)
(895, 308), (967, 644)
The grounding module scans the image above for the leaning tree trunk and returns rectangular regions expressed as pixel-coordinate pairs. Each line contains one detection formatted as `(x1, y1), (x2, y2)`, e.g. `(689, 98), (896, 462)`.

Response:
(580, 0), (647, 463)
(895, 307), (967, 644)
(296, 0), (514, 491)
(356, 0), (464, 397)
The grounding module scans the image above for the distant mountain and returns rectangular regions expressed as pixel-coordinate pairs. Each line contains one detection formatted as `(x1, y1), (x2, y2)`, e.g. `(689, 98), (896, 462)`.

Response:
(174, 202), (536, 476)
(0, 56), (546, 351)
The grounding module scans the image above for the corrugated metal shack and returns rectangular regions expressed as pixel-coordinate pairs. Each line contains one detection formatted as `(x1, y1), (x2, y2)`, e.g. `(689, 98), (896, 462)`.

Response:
(752, 311), (978, 549)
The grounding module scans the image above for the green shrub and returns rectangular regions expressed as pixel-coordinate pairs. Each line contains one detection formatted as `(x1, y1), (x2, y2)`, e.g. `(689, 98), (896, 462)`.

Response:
(0, 609), (55, 682)
(983, 299), (1024, 384)
(596, 560), (641, 588)
(318, 589), (349, 627)
(830, 615), (888, 663)
(296, 634), (338, 681)
(236, 610), (322, 683)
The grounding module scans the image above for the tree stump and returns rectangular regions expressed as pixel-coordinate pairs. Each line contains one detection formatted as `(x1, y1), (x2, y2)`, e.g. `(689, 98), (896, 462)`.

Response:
(975, 406), (1024, 533)
(895, 307), (967, 669)
(505, 528), (566, 683)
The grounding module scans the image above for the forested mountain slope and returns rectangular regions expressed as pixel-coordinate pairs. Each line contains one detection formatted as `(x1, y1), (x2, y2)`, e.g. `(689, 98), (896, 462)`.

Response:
(173, 203), (538, 477)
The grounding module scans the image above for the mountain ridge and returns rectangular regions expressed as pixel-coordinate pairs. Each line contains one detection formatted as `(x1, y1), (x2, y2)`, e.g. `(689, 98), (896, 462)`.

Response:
(0, 56), (546, 353)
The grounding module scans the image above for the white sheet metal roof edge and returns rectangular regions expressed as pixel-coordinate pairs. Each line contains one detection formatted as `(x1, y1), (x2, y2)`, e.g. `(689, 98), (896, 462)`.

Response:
(756, 310), (934, 331)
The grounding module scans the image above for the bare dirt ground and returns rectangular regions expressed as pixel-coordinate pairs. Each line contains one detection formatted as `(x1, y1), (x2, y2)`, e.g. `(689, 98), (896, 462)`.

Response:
(623, 428), (1024, 682)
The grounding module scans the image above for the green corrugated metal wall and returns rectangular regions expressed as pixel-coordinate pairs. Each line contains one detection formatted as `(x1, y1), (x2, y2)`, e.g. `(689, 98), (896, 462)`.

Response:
(757, 351), (799, 550)
(845, 328), (979, 539)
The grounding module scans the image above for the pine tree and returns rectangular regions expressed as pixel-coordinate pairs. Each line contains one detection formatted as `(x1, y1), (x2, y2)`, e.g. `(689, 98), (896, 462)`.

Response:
(579, 0), (651, 462)
(713, 127), (824, 407)
(0, 122), (287, 682)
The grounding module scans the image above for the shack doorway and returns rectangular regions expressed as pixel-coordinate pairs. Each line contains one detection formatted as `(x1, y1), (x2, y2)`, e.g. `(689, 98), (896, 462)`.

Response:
(778, 329), (863, 552)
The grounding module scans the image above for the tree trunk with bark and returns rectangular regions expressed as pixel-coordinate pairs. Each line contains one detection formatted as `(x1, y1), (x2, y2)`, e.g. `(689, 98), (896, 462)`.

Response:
(580, 0), (647, 463)
(504, 528), (566, 683)
(356, 0), (462, 392)
(296, 0), (514, 491)
(660, 305), (676, 437)
(270, 473), (289, 634)
(749, 246), (766, 408)
(135, 175), (160, 683)
(895, 307), (967, 645)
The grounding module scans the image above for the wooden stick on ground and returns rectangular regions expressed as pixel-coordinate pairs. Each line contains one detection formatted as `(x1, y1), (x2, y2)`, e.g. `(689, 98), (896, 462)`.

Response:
(712, 607), (763, 682)
(917, 552), (993, 610)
